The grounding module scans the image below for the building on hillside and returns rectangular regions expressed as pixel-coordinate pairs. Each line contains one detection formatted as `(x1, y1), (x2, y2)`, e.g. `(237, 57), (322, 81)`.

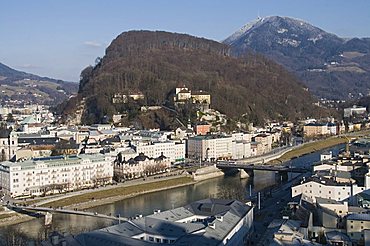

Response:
(174, 86), (192, 103)
(194, 122), (211, 135)
(69, 199), (254, 246)
(344, 106), (367, 118)
(0, 154), (113, 198)
(191, 90), (211, 105)
(112, 90), (145, 104)
(173, 85), (211, 110)
(114, 153), (170, 180)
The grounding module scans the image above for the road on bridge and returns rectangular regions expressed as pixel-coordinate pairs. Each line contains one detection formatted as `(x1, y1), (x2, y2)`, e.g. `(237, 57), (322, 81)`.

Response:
(8, 204), (128, 222)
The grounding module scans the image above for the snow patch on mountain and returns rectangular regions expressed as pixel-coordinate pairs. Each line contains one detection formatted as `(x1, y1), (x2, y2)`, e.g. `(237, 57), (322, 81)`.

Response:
(308, 34), (323, 44)
(223, 17), (264, 44)
(277, 38), (301, 47)
(277, 28), (288, 34)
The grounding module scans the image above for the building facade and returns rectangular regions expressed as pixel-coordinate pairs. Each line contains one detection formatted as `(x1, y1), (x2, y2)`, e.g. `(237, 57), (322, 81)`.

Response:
(0, 130), (18, 161)
(346, 213), (370, 245)
(187, 135), (233, 161)
(0, 154), (113, 197)
(291, 177), (366, 203)
(114, 153), (171, 180)
(133, 141), (185, 163)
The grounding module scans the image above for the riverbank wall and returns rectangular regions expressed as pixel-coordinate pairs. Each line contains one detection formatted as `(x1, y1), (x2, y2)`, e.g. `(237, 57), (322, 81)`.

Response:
(192, 165), (224, 181)
(0, 169), (224, 227)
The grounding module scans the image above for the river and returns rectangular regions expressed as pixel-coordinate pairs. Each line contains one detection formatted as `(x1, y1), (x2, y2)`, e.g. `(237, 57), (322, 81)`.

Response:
(0, 144), (344, 242)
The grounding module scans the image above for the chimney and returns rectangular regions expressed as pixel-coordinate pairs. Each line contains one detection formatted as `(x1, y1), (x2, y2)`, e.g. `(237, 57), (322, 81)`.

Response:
(216, 215), (223, 222)
(208, 222), (216, 229)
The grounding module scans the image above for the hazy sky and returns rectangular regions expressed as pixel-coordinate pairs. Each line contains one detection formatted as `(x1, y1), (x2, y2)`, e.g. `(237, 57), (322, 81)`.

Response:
(1, 0), (370, 82)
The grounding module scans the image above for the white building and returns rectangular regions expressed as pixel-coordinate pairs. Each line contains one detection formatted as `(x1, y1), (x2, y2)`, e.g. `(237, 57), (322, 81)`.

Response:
(0, 154), (113, 197)
(114, 153), (171, 180)
(187, 135), (233, 161)
(291, 176), (367, 203)
(187, 134), (254, 161)
(232, 140), (251, 159)
(344, 106), (367, 118)
(133, 140), (185, 163)
(320, 151), (332, 161)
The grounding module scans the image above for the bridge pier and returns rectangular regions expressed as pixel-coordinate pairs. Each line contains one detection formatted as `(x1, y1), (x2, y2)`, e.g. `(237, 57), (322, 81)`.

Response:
(239, 169), (253, 179)
(277, 171), (289, 181)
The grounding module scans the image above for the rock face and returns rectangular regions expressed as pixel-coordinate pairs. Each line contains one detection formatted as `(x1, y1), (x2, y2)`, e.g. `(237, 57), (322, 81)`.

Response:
(62, 30), (323, 127)
(224, 16), (370, 99)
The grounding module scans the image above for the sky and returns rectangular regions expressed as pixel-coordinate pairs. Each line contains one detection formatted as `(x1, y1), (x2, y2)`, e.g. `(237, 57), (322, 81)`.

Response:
(1, 0), (370, 82)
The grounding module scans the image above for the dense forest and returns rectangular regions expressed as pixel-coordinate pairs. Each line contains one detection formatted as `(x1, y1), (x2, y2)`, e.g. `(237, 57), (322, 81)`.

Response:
(60, 30), (327, 128)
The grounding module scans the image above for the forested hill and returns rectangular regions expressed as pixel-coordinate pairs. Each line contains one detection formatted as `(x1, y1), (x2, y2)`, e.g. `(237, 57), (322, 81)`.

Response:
(62, 30), (325, 127)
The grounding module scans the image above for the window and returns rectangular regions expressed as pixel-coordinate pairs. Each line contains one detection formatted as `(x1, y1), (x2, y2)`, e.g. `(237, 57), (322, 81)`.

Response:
(156, 238), (161, 243)
(163, 239), (169, 244)
(149, 237), (154, 242)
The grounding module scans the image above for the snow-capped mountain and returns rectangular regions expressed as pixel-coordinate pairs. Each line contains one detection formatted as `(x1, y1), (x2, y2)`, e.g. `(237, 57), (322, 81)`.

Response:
(224, 16), (370, 99)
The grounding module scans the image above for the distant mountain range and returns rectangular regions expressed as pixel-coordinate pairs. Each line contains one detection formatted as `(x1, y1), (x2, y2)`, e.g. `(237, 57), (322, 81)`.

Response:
(60, 30), (328, 127)
(0, 62), (78, 105)
(224, 16), (370, 100)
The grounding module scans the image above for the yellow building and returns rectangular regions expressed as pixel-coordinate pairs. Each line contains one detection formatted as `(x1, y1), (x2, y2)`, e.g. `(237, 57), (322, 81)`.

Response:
(303, 123), (329, 137)
(191, 90), (211, 105)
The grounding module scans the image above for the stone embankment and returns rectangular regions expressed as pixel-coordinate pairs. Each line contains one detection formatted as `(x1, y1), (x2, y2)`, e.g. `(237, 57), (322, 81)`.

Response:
(192, 165), (224, 181)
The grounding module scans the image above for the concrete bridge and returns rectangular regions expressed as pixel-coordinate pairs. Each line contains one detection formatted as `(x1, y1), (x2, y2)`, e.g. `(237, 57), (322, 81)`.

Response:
(8, 204), (128, 222)
(237, 146), (295, 165)
(216, 161), (309, 178)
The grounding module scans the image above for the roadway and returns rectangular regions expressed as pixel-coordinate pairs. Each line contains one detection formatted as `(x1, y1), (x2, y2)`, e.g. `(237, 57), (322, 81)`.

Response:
(248, 172), (310, 245)
(7, 204), (128, 222)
